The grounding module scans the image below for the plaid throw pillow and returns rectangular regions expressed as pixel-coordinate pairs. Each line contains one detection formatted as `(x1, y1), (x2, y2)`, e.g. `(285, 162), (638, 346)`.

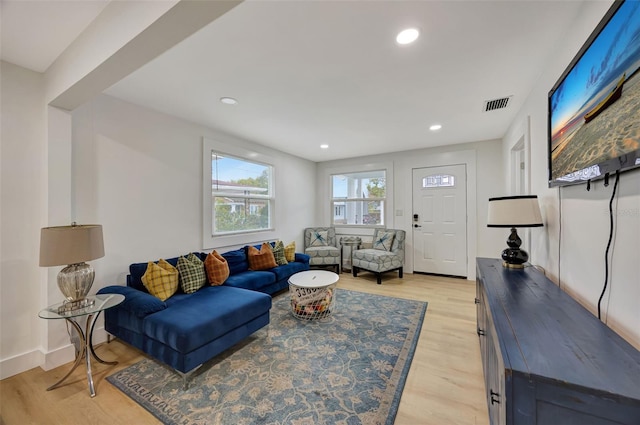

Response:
(204, 250), (230, 285)
(272, 241), (289, 266)
(309, 231), (329, 247)
(142, 259), (178, 301)
(247, 243), (278, 270)
(373, 231), (395, 251)
(177, 253), (206, 294)
(284, 241), (296, 262)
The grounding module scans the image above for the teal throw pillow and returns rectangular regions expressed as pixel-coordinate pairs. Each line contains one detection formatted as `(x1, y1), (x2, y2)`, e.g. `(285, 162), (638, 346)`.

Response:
(373, 231), (395, 251)
(177, 253), (207, 294)
(309, 231), (329, 247)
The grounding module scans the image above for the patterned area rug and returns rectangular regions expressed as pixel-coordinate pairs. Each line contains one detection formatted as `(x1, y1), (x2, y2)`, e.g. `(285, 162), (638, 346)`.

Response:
(107, 289), (427, 425)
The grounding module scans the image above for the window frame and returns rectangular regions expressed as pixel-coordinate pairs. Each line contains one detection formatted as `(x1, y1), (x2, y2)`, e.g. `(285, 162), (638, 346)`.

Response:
(330, 168), (389, 228)
(202, 138), (277, 249)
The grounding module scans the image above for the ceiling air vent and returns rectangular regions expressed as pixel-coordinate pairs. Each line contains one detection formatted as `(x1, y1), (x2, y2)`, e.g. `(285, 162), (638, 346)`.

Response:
(483, 96), (512, 112)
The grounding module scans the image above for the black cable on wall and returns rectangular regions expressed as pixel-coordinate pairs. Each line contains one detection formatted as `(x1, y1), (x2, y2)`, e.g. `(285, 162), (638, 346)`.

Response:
(598, 171), (620, 320)
(558, 186), (562, 290)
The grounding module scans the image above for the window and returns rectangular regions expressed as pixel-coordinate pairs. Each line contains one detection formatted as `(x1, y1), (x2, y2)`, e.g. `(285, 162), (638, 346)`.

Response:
(422, 174), (455, 188)
(331, 170), (386, 226)
(210, 152), (273, 235)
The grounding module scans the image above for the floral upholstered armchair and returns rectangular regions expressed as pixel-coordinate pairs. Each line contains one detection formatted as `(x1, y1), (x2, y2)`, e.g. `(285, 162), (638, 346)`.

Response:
(304, 227), (341, 273)
(352, 229), (405, 284)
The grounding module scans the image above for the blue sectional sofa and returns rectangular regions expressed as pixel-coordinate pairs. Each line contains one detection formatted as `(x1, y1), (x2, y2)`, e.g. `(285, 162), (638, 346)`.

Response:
(98, 247), (309, 387)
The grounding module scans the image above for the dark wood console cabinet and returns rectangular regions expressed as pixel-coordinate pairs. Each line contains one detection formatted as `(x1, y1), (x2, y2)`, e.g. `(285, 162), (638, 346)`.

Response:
(476, 258), (640, 425)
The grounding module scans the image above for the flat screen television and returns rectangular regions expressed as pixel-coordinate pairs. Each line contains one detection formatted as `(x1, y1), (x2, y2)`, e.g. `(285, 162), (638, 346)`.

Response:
(548, 0), (640, 187)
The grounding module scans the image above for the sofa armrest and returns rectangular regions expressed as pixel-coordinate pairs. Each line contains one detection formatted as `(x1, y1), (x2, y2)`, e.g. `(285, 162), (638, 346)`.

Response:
(97, 285), (167, 318)
(295, 253), (310, 264)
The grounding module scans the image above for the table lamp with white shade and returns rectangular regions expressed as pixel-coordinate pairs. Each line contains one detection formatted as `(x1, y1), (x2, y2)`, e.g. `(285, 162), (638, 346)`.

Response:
(487, 195), (543, 268)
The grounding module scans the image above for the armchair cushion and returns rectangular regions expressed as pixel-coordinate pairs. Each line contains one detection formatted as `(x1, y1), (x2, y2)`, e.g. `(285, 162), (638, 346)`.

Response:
(352, 249), (403, 273)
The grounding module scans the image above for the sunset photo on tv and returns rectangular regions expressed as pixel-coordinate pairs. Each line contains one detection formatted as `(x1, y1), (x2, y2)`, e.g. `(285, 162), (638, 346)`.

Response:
(549, 0), (640, 182)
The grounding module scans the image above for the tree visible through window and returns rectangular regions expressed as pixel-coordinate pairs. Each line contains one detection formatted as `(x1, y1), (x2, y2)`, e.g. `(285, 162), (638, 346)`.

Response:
(331, 170), (386, 225)
(211, 152), (273, 234)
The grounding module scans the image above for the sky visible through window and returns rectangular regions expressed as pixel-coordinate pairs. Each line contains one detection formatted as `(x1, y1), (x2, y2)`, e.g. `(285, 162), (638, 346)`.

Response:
(212, 154), (268, 183)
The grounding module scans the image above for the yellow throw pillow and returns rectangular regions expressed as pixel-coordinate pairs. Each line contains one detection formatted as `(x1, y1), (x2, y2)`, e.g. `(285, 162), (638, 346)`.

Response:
(247, 243), (278, 270)
(141, 259), (178, 301)
(204, 250), (230, 286)
(284, 241), (296, 262)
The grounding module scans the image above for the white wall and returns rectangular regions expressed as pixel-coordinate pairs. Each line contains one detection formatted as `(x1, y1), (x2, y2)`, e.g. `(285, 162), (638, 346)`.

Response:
(316, 139), (505, 279)
(0, 61), (47, 378)
(1, 0), (313, 379)
(72, 94), (317, 288)
(503, 1), (640, 348)
(0, 73), (316, 379)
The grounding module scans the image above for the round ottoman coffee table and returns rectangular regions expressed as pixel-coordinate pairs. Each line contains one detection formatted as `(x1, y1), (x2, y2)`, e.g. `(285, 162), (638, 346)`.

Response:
(288, 270), (339, 320)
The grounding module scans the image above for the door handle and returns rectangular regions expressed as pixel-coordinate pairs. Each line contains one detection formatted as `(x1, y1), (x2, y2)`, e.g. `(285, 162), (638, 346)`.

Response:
(413, 224), (422, 228)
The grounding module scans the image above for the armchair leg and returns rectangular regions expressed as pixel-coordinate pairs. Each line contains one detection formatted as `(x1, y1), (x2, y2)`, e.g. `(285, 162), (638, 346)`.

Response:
(352, 267), (358, 277)
(399, 267), (403, 279)
(376, 273), (382, 285)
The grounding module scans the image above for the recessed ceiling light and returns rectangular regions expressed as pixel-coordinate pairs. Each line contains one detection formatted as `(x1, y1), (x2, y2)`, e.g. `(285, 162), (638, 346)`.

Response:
(396, 28), (420, 45)
(320, 144), (329, 149)
(220, 97), (238, 105)
(429, 124), (442, 131)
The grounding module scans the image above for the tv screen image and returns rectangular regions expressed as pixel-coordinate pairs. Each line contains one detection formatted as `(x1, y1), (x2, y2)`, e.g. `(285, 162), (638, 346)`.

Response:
(548, 0), (640, 186)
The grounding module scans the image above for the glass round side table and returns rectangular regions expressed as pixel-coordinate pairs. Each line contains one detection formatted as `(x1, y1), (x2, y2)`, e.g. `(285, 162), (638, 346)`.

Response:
(38, 293), (124, 397)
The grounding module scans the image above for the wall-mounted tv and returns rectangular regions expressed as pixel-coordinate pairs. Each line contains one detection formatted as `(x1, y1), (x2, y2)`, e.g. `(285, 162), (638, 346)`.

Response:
(548, 0), (640, 187)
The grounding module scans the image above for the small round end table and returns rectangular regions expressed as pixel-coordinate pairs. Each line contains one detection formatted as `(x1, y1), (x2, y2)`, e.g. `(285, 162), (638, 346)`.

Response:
(288, 270), (339, 320)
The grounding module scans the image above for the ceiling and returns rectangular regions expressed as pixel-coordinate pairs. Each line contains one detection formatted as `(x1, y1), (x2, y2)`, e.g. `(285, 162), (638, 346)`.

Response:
(1, 0), (586, 162)
(0, 0), (109, 73)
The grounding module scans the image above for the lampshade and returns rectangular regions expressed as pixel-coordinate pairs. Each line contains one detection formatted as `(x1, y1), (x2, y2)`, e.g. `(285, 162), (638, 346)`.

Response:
(39, 224), (104, 267)
(487, 195), (543, 228)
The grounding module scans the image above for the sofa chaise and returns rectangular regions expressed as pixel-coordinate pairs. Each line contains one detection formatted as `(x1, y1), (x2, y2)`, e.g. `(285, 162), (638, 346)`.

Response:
(98, 245), (310, 387)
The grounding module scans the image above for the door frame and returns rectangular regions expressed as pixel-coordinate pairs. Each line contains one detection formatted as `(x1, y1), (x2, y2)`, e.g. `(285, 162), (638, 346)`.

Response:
(403, 149), (477, 280)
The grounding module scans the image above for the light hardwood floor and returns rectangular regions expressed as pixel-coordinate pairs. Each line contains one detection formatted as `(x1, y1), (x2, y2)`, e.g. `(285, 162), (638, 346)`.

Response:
(0, 272), (489, 425)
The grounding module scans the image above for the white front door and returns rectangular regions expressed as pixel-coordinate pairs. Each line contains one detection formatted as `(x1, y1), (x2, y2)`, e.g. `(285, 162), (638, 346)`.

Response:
(412, 164), (467, 277)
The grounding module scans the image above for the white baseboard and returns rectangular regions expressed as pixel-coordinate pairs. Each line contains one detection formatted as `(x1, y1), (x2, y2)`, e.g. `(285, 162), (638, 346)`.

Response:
(0, 350), (43, 380)
(0, 326), (109, 379)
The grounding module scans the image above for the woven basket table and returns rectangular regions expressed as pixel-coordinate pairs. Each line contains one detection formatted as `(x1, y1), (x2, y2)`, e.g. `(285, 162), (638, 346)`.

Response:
(288, 270), (339, 320)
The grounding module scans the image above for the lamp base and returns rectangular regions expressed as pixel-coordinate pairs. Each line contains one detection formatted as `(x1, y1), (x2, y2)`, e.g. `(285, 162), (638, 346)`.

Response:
(501, 247), (528, 269)
(57, 262), (95, 309)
